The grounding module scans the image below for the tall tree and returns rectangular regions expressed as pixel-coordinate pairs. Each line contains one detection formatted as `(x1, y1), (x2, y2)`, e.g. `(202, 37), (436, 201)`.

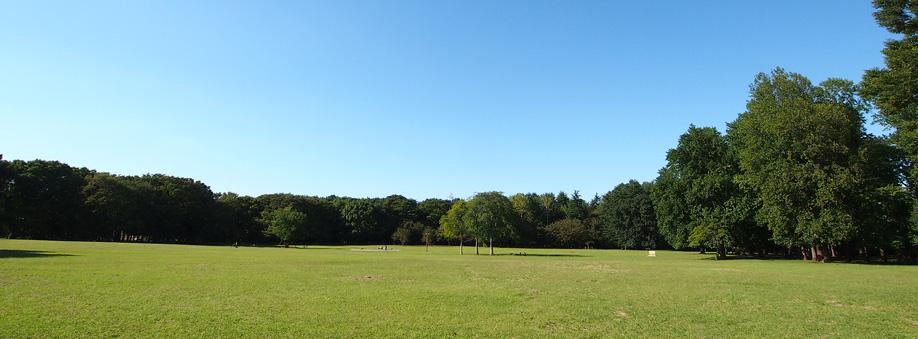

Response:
(6, 160), (89, 240)
(340, 199), (380, 243)
(260, 206), (307, 247)
(729, 69), (867, 261)
(562, 190), (589, 221)
(862, 0), (918, 256)
(439, 200), (471, 254)
(510, 193), (542, 246)
(464, 192), (515, 255)
(598, 181), (660, 249)
(653, 125), (764, 258)
(543, 218), (588, 248)
(418, 198), (453, 229)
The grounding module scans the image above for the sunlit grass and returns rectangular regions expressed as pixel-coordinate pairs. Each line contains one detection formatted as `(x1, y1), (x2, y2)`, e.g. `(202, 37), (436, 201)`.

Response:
(1, 239), (916, 337)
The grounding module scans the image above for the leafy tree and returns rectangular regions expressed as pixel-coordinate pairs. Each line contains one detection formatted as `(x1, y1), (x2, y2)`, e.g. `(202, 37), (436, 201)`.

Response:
(464, 192), (516, 255)
(728, 69), (867, 261)
(862, 0), (918, 256)
(83, 173), (144, 241)
(260, 206), (307, 247)
(562, 191), (589, 221)
(652, 165), (693, 250)
(653, 125), (765, 258)
(340, 199), (379, 243)
(418, 198), (453, 229)
(439, 200), (470, 254)
(851, 136), (915, 259)
(6, 160), (89, 240)
(543, 218), (588, 248)
(538, 192), (561, 225)
(381, 195), (419, 231)
(215, 192), (260, 244)
(598, 181), (660, 249)
(510, 193), (542, 246)
(391, 220), (424, 245)
(391, 226), (413, 245)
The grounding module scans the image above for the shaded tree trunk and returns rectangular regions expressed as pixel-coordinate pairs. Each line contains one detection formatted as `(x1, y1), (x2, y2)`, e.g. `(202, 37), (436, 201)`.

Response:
(475, 238), (479, 255)
(489, 238), (493, 256)
(459, 236), (463, 255)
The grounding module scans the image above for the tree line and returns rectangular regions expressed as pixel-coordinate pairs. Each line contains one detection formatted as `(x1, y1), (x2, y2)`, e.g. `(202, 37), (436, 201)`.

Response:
(1, 1), (916, 262)
(0, 157), (662, 251)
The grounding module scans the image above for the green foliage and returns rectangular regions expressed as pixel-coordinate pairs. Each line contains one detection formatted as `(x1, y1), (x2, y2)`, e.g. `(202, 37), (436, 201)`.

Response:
(598, 181), (660, 249)
(729, 69), (866, 250)
(863, 0), (918, 256)
(340, 199), (379, 242)
(417, 198), (453, 229)
(464, 192), (516, 246)
(652, 166), (692, 249)
(260, 206), (307, 246)
(542, 218), (588, 248)
(871, 0), (918, 35)
(391, 227), (413, 245)
(439, 199), (470, 242)
(510, 193), (543, 246)
(653, 125), (767, 256)
(391, 220), (425, 245)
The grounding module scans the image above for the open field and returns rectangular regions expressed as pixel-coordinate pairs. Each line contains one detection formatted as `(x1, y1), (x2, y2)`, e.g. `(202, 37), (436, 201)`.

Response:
(1, 240), (916, 337)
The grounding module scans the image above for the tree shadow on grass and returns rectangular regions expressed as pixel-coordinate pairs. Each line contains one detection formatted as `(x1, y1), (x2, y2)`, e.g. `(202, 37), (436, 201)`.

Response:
(0, 250), (76, 259)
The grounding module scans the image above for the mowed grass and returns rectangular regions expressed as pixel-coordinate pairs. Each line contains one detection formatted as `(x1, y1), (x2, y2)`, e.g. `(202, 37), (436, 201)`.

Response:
(1, 240), (916, 338)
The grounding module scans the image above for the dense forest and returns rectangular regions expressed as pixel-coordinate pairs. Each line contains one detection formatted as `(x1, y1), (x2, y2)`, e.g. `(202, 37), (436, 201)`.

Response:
(2, 1), (917, 262)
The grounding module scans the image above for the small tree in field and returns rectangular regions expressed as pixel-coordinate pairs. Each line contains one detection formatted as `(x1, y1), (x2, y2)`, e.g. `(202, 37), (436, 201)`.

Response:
(421, 227), (438, 252)
(260, 206), (307, 247)
(440, 200), (470, 254)
(391, 227), (412, 245)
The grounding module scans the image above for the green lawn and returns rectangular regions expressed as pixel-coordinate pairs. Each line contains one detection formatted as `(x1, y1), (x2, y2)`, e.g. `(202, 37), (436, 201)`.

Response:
(1, 240), (916, 337)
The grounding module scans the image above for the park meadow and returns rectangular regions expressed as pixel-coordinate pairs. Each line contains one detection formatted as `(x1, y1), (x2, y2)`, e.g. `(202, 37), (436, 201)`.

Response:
(1, 239), (916, 338)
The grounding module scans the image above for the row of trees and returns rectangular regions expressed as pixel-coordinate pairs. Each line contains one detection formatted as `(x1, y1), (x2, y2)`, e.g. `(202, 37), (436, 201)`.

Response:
(0, 155), (661, 251)
(646, 0), (918, 261)
(1, 1), (915, 261)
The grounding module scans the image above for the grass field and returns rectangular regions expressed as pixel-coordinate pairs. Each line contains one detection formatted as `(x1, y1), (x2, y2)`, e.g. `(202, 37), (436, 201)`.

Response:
(1, 240), (916, 337)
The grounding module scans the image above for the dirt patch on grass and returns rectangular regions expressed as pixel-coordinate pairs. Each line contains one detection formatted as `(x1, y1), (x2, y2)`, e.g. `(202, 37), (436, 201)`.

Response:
(354, 275), (383, 281)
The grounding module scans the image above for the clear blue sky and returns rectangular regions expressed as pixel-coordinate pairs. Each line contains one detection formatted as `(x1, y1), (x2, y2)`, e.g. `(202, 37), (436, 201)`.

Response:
(0, 1), (894, 200)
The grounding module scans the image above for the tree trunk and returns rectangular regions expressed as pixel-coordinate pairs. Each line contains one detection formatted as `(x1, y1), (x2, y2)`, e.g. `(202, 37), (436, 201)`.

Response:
(459, 237), (464, 255)
(475, 239), (479, 255)
(489, 238), (494, 256)
(801, 246), (808, 262)
(699, 246), (706, 254)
